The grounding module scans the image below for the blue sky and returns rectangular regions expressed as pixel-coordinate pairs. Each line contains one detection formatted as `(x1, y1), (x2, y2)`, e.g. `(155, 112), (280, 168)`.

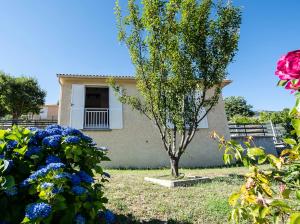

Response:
(0, 0), (299, 111)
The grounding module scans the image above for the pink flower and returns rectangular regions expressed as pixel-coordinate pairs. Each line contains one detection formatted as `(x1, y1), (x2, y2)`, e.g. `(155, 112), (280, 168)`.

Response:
(275, 50), (300, 80)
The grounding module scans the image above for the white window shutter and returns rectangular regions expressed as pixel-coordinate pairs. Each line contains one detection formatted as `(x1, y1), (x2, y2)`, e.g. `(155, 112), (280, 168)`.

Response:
(109, 87), (123, 129)
(70, 84), (85, 129)
(195, 90), (208, 128)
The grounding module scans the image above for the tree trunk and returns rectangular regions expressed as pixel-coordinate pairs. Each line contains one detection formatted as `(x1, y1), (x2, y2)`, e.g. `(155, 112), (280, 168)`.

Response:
(170, 157), (180, 177)
(12, 113), (19, 126)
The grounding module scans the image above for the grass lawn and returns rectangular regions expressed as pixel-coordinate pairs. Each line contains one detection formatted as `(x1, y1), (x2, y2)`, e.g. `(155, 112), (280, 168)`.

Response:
(102, 166), (249, 224)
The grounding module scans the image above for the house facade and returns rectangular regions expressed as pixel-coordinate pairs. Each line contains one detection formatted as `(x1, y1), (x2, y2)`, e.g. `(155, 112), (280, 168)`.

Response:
(58, 74), (231, 168)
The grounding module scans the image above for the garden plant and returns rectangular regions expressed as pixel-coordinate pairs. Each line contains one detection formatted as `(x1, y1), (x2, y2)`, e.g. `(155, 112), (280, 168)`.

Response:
(213, 50), (300, 223)
(0, 125), (111, 223)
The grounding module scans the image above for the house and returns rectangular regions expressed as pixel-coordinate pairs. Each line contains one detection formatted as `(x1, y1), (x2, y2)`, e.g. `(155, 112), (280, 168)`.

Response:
(26, 104), (59, 120)
(57, 74), (231, 168)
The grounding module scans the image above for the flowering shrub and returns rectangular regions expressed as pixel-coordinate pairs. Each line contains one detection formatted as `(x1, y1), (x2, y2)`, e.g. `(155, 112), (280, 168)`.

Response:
(212, 50), (300, 223)
(0, 125), (111, 223)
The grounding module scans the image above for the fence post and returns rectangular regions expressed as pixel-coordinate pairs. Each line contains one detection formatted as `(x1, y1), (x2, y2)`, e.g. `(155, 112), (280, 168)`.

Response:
(262, 124), (265, 136)
(269, 120), (277, 144)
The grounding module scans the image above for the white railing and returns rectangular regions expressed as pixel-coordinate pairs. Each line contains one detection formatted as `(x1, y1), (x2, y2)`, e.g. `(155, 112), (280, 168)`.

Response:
(84, 108), (109, 129)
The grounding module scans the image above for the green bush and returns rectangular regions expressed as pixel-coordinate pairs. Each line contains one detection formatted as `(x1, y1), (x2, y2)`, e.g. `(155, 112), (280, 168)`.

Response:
(0, 125), (110, 223)
(229, 115), (261, 124)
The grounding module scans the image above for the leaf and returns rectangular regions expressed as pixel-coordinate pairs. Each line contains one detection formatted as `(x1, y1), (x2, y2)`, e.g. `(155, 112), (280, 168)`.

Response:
(282, 189), (291, 199)
(292, 119), (300, 137)
(3, 175), (15, 189)
(277, 80), (288, 87)
(281, 149), (292, 156)
(296, 191), (300, 200)
(13, 146), (27, 155)
(270, 199), (290, 209)
(0, 130), (6, 139)
(229, 192), (240, 207)
(257, 174), (269, 184)
(284, 138), (297, 145)
(261, 183), (272, 197)
(267, 154), (282, 169)
(248, 147), (265, 156)
(21, 217), (31, 223)
(289, 213), (300, 224)
(258, 155), (267, 164)
(260, 207), (270, 219)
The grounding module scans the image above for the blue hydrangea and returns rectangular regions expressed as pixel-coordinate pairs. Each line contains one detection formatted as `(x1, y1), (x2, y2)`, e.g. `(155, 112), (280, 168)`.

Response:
(28, 127), (38, 132)
(75, 214), (86, 224)
(40, 182), (54, 189)
(82, 135), (92, 142)
(35, 130), (48, 140)
(54, 172), (71, 179)
(78, 171), (94, 183)
(25, 202), (52, 220)
(0, 154), (4, 159)
(21, 162), (65, 186)
(45, 128), (62, 136)
(46, 155), (61, 164)
(4, 186), (18, 196)
(72, 186), (87, 195)
(46, 124), (62, 130)
(64, 136), (81, 144)
(28, 136), (38, 146)
(62, 127), (83, 137)
(104, 210), (116, 224)
(46, 162), (65, 171)
(6, 140), (18, 151)
(25, 146), (42, 157)
(52, 187), (64, 194)
(42, 135), (62, 148)
(70, 174), (81, 185)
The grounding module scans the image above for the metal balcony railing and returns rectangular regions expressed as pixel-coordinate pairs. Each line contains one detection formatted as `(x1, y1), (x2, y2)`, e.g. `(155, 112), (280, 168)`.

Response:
(84, 108), (109, 129)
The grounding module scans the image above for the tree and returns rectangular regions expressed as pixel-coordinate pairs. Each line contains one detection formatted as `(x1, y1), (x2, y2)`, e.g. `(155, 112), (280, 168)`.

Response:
(0, 72), (46, 119)
(113, 0), (241, 177)
(224, 96), (254, 120)
(260, 108), (295, 138)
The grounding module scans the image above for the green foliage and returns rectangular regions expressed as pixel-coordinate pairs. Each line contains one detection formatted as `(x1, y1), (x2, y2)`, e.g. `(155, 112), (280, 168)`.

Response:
(0, 125), (110, 223)
(259, 108), (290, 124)
(230, 115), (261, 124)
(213, 101), (300, 223)
(0, 72), (46, 119)
(224, 96), (255, 120)
(113, 0), (241, 176)
(260, 109), (295, 139)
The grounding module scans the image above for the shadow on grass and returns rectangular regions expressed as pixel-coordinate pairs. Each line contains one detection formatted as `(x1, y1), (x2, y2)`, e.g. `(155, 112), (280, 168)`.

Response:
(199, 173), (245, 186)
(114, 213), (193, 224)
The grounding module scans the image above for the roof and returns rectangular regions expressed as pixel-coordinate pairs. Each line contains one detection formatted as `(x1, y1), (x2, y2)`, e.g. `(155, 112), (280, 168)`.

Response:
(57, 73), (135, 80)
(57, 73), (231, 86)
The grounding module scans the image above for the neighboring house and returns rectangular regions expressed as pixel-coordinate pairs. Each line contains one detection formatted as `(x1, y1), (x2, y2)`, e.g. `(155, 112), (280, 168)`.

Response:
(57, 74), (231, 168)
(27, 104), (59, 120)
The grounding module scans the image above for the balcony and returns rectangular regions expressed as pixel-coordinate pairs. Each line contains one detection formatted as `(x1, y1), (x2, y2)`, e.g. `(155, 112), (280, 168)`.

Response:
(84, 108), (109, 129)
